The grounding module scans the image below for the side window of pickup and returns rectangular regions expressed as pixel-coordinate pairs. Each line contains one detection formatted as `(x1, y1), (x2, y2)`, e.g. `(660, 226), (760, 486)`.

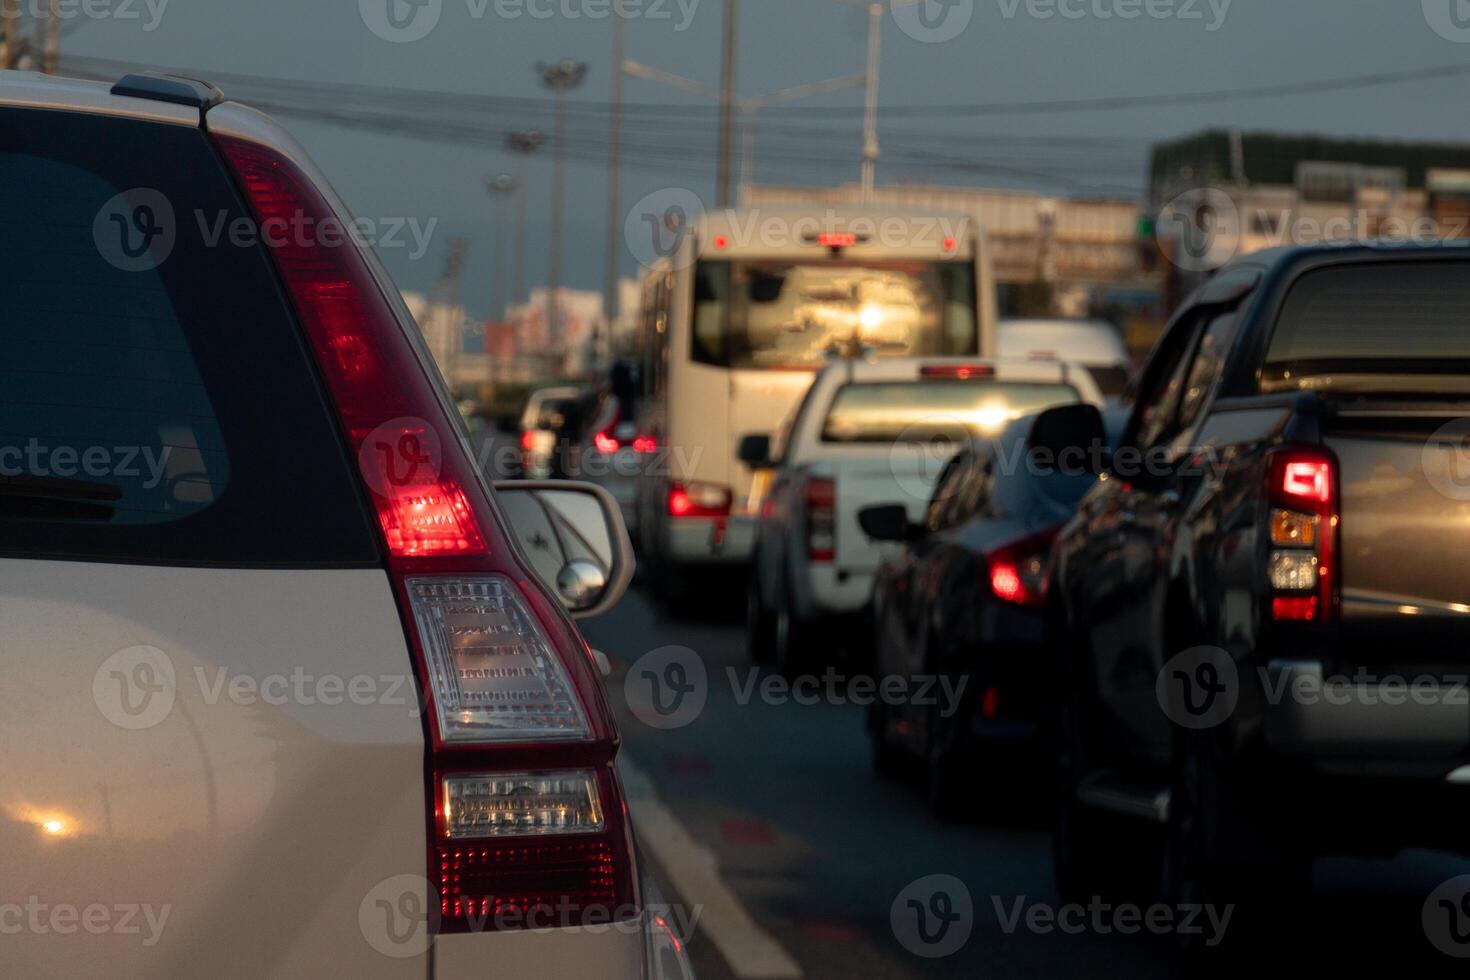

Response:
(1133, 311), (1207, 452)
(1175, 312), (1241, 433)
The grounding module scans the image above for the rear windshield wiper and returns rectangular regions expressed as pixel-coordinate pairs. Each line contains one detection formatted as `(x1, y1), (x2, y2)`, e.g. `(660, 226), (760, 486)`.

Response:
(0, 474), (123, 520)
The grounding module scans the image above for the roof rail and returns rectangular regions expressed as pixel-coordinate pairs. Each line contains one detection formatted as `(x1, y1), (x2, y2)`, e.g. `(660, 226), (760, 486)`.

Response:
(110, 72), (224, 117)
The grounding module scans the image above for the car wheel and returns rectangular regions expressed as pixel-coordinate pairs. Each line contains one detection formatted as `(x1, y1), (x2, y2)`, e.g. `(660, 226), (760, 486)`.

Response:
(925, 696), (976, 822)
(746, 568), (776, 664)
(869, 699), (906, 779)
(773, 602), (814, 680)
(1052, 636), (1156, 905)
(1165, 729), (1311, 966)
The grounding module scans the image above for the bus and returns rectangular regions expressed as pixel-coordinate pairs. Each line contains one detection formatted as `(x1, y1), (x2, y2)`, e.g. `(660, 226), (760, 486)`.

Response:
(632, 205), (998, 596)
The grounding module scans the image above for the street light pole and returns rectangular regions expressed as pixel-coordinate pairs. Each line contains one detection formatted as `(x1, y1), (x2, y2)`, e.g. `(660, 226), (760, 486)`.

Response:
(538, 59), (588, 360)
(860, 0), (882, 201)
(715, 0), (739, 207)
(602, 10), (626, 371)
(504, 130), (543, 313)
(485, 174), (517, 324)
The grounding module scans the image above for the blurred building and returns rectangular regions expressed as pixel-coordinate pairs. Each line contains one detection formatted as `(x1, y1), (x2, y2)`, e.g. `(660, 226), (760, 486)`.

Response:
(499, 287), (608, 380)
(1149, 130), (1470, 307)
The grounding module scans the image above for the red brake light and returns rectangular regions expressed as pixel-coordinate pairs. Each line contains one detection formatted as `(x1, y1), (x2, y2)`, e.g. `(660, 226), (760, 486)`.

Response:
(942, 236), (959, 252)
(817, 231), (858, 248)
(713, 234), (730, 250)
(216, 134), (632, 932)
(632, 434), (658, 455)
(520, 429), (536, 451)
(921, 363), (996, 380)
(1266, 447), (1338, 623)
(668, 482), (731, 518)
(593, 431), (620, 454)
(987, 527), (1058, 609)
(805, 477), (836, 563)
(1279, 460), (1331, 509)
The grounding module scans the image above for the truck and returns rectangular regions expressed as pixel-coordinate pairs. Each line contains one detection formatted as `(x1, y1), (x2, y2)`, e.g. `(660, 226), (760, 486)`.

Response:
(1044, 242), (1470, 957)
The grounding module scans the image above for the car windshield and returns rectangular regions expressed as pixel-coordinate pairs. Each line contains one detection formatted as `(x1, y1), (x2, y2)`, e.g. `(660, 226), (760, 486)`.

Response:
(820, 381), (1079, 443)
(691, 259), (978, 370)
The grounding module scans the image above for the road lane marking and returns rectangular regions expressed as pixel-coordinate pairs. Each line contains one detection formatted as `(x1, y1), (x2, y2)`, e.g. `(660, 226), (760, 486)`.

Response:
(620, 757), (803, 980)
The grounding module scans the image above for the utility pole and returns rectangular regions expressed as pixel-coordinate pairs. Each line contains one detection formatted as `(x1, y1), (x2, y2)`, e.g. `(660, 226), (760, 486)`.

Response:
(715, 0), (739, 207)
(485, 175), (517, 324)
(602, 9), (626, 372)
(860, 0), (882, 201)
(504, 130), (543, 310)
(538, 59), (588, 360)
(486, 174), (517, 387)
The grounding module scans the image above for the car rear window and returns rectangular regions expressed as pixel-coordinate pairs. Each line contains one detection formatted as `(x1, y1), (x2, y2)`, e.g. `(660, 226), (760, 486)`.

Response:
(0, 108), (378, 566)
(820, 381), (1078, 443)
(1265, 262), (1470, 390)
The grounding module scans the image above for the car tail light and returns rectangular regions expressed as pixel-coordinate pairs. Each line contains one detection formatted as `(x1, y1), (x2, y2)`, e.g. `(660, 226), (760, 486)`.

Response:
(593, 430), (620, 454)
(217, 134), (633, 932)
(816, 231), (859, 248)
(520, 430), (536, 452)
(921, 363), (996, 380)
(668, 481), (731, 518)
(633, 434), (658, 455)
(987, 527), (1058, 608)
(806, 477), (836, 562)
(1266, 447), (1338, 623)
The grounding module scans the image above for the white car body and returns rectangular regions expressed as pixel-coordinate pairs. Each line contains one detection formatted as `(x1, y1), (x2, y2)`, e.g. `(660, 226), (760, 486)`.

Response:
(998, 317), (1133, 401)
(750, 357), (1104, 635)
(0, 70), (681, 980)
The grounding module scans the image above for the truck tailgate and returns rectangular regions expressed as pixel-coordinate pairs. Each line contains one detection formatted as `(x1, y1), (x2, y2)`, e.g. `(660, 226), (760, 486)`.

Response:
(833, 457), (937, 570)
(1330, 417), (1470, 668)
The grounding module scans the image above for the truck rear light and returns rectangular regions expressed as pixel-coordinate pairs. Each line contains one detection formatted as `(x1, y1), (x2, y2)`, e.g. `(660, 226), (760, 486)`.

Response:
(217, 134), (634, 934)
(406, 577), (589, 743)
(986, 527), (1058, 608)
(921, 363), (995, 380)
(668, 481), (731, 518)
(1266, 448), (1338, 622)
(520, 430), (536, 451)
(1268, 551), (1318, 592)
(806, 477), (836, 562)
(442, 771), (604, 839)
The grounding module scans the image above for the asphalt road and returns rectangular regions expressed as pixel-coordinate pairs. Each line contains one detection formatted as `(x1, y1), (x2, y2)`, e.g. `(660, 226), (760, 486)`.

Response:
(583, 585), (1470, 980)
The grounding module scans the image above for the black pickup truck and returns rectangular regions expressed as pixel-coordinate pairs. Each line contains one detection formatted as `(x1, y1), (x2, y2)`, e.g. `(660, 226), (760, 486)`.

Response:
(1043, 243), (1470, 950)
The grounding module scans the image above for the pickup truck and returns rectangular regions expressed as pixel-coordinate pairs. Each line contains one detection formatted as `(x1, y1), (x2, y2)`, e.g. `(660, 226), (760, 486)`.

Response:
(1045, 243), (1470, 955)
(742, 356), (1101, 676)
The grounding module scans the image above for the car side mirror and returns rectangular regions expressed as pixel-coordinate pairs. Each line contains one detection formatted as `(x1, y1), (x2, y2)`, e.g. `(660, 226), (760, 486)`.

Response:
(493, 480), (635, 619)
(1027, 403), (1109, 476)
(858, 503), (919, 543)
(737, 433), (773, 468)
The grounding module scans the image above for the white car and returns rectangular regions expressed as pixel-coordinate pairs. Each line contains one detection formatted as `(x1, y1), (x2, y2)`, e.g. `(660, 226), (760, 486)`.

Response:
(0, 70), (687, 980)
(998, 317), (1134, 402)
(742, 356), (1103, 675)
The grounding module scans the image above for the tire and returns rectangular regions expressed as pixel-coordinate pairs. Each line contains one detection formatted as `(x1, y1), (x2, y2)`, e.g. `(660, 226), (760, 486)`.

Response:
(1051, 624), (1157, 905)
(1165, 729), (1311, 967)
(772, 602), (812, 680)
(869, 699), (906, 779)
(746, 568), (776, 664)
(924, 696), (977, 822)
